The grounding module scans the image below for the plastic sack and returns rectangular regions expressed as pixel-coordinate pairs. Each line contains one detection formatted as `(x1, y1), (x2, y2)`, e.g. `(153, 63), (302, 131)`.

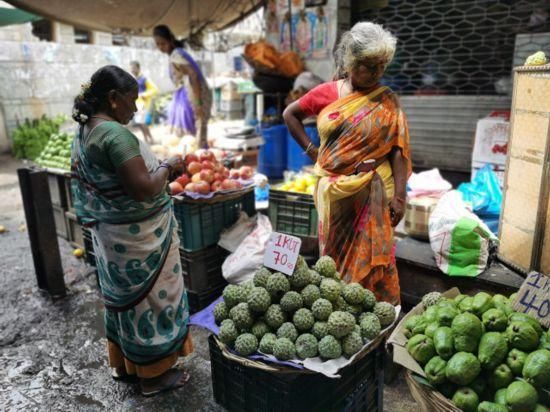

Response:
(429, 190), (497, 277)
(457, 164), (502, 233)
(221, 214), (272, 284)
(407, 168), (452, 199)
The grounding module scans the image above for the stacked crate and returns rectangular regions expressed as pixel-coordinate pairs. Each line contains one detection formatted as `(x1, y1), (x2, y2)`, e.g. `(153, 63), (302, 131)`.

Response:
(172, 188), (256, 313)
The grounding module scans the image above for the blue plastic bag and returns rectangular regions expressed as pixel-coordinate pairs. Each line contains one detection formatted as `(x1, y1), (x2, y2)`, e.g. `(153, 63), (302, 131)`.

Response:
(457, 165), (503, 233)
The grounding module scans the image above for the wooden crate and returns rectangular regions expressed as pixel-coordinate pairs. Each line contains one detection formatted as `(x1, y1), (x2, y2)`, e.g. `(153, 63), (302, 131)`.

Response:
(499, 64), (550, 275)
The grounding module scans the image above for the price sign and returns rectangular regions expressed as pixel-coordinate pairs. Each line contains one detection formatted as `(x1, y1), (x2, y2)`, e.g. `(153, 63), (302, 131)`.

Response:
(512, 272), (550, 328)
(263, 232), (302, 276)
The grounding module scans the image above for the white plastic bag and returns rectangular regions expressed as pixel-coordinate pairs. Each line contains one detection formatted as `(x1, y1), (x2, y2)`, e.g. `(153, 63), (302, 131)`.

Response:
(218, 212), (257, 253)
(407, 168), (452, 199)
(221, 214), (272, 284)
(428, 191), (497, 277)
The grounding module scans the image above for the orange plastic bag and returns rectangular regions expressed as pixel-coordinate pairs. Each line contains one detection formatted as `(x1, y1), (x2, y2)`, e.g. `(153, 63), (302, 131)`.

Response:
(278, 51), (304, 78)
(244, 41), (280, 70)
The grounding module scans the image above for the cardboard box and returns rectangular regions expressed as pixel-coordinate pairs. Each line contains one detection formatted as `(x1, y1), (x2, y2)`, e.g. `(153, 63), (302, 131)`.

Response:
(404, 196), (439, 240)
(387, 288), (460, 377)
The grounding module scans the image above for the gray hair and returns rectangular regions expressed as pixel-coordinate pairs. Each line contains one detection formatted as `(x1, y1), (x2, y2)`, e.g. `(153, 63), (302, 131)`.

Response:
(335, 22), (397, 76)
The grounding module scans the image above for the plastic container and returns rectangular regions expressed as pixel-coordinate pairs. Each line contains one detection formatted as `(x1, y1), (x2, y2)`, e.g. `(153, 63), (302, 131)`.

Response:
(52, 204), (68, 239)
(180, 246), (229, 293)
(65, 210), (84, 248)
(173, 189), (256, 252)
(187, 284), (225, 314)
(47, 172), (68, 209)
(268, 189), (318, 237)
(287, 126), (320, 172)
(209, 335), (384, 412)
(83, 228), (96, 267)
(258, 125), (287, 178)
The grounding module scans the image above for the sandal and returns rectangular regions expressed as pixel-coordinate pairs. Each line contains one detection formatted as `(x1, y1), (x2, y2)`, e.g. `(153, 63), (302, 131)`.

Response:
(111, 368), (139, 383)
(141, 369), (190, 397)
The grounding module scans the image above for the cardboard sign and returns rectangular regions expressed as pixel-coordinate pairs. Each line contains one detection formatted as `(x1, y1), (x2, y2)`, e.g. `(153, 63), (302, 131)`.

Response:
(512, 272), (550, 328)
(263, 232), (302, 276)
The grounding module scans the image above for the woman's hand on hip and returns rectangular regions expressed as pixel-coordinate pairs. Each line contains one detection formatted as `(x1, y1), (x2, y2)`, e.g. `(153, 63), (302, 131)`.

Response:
(389, 196), (406, 227)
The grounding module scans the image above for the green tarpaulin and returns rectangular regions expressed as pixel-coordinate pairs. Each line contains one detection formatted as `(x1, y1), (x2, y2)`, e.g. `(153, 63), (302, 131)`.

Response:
(0, 7), (39, 27)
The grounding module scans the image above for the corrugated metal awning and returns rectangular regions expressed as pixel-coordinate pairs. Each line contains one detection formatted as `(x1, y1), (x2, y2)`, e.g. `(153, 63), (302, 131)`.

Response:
(5, 0), (261, 38)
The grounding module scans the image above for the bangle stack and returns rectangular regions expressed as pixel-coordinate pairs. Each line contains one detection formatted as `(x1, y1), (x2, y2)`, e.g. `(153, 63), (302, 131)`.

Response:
(305, 142), (316, 154)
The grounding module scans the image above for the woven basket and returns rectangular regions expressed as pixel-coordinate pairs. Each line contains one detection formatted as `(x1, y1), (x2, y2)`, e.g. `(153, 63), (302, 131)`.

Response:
(405, 370), (460, 412)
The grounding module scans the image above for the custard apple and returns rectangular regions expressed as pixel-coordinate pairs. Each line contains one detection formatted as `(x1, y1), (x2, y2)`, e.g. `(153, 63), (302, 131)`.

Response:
(373, 302), (396, 327)
(309, 270), (322, 286)
(296, 333), (318, 359)
(342, 332), (363, 357)
(422, 292), (443, 308)
(259, 333), (277, 354)
(273, 337), (296, 360)
(213, 301), (228, 325)
(318, 335), (342, 359)
(229, 303), (254, 330)
(353, 325), (361, 336)
(301, 285), (321, 307)
(360, 312), (381, 340)
(265, 304), (287, 329)
(254, 267), (271, 288)
(223, 284), (245, 308)
(241, 280), (255, 300)
(290, 265), (311, 290)
(312, 298), (333, 321)
(293, 308), (315, 331)
(363, 289), (377, 311)
(327, 311), (356, 338)
(277, 322), (298, 342)
(312, 321), (330, 340)
(219, 319), (239, 345)
(234, 333), (258, 356)
(251, 320), (270, 339)
(315, 256), (337, 278)
(320, 278), (341, 302)
(344, 303), (363, 318)
(333, 295), (347, 312)
(266, 272), (290, 301)
(280, 291), (303, 313)
(342, 283), (367, 305)
(247, 287), (271, 313)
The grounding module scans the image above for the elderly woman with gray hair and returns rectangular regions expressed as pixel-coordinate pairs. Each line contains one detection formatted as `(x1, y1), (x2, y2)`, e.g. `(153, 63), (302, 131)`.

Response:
(283, 22), (411, 305)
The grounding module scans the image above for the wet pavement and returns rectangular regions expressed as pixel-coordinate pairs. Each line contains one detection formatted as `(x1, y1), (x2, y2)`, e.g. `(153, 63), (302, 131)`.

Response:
(0, 154), (418, 411)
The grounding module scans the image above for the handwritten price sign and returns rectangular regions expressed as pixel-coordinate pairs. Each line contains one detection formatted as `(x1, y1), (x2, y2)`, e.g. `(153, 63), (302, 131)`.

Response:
(512, 272), (550, 328)
(263, 232), (302, 276)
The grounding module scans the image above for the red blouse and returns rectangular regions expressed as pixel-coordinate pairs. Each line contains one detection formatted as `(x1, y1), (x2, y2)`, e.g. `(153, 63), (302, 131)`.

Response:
(298, 81), (339, 117)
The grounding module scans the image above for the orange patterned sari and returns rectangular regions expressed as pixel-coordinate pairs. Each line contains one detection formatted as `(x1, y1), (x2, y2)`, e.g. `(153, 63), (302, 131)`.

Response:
(314, 86), (411, 304)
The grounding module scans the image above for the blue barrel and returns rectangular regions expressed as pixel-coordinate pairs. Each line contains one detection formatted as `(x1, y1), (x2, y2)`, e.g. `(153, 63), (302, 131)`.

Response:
(259, 125), (287, 178)
(287, 126), (320, 172)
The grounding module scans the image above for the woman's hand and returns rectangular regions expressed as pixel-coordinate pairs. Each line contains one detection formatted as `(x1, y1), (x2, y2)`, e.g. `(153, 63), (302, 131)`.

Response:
(308, 147), (319, 162)
(389, 196), (406, 227)
(166, 155), (185, 174)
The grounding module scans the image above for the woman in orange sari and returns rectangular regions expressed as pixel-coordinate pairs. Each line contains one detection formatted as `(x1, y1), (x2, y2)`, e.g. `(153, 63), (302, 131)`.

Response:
(284, 22), (411, 305)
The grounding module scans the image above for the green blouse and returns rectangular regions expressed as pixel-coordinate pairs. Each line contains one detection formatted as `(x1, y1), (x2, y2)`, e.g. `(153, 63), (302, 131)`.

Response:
(84, 121), (141, 171)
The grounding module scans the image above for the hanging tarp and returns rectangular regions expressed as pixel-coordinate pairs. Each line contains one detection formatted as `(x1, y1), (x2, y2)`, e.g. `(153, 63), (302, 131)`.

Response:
(5, 0), (261, 37)
(0, 6), (40, 26)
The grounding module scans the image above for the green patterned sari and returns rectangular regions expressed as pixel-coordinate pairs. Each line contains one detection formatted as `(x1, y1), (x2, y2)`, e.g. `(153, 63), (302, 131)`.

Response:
(71, 121), (190, 365)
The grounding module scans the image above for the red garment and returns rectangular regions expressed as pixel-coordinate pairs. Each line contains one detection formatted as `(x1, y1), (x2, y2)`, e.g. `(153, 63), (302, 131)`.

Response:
(298, 81), (338, 117)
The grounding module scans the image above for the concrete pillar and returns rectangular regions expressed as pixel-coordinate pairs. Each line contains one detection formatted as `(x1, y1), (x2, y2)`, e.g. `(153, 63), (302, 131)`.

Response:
(91, 31), (112, 46)
(52, 22), (74, 44)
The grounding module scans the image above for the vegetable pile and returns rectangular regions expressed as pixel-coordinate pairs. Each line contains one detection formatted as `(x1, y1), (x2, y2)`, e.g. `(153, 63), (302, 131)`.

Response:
(11, 115), (66, 160)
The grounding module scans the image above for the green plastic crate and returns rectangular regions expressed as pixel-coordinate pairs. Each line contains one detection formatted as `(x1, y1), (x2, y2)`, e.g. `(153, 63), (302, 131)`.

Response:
(268, 189), (318, 237)
(173, 188), (255, 252)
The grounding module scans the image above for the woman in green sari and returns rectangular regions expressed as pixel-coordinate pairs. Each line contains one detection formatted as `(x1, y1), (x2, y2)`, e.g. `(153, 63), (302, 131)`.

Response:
(71, 65), (193, 396)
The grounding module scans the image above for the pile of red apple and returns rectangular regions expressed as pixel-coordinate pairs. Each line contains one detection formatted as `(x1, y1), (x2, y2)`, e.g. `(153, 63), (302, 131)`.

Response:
(168, 150), (254, 195)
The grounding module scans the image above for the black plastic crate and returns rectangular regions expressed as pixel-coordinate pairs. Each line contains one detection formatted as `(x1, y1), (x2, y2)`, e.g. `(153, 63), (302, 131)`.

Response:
(180, 246), (228, 293)
(83, 228), (96, 267)
(65, 211), (84, 248)
(173, 189), (256, 252)
(268, 189), (318, 237)
(47, 171), (68, 209)
(209, 335), (384, 412)
(187, 284), (224, 314)
(64, 175), (74, 211)
(52, 204), (68, 239)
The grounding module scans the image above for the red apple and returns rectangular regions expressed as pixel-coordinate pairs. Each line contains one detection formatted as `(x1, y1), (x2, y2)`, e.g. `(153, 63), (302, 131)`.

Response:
(201, 160), (215, 170)
(213, 172), (223, 182)
(188, 161), (202, 175)
(195, 181), (210, 194)
(223, 167), (230, 178)
(230, 169), (240, 179)
(169, 181), (184, 194)
(191, 173), (202, 183)
(200, 169), (215, 184)
(221, 179), (237, 190)
(199, 150), (215, 162)
(185, 153), (199, 165)
(240, 166), (253, 180)
(175, 174), (190, 187)
(211, 181), (222, 192)
(185, 182), (197, 192)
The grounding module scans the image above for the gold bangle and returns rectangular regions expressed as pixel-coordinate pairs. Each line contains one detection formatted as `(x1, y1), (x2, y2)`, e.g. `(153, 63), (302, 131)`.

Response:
(305, 142), (314, 154)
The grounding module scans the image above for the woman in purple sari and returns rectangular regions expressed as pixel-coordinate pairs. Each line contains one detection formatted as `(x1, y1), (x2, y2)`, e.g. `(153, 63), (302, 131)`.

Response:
(154, 25), (212, 148)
